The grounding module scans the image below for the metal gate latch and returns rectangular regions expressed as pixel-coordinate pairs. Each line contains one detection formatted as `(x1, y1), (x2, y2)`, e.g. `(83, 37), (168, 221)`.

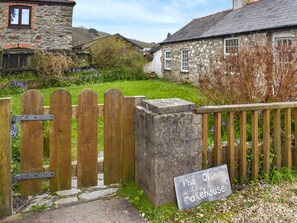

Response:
(12, 172), (55, 184)
(12, 114), (54, 124)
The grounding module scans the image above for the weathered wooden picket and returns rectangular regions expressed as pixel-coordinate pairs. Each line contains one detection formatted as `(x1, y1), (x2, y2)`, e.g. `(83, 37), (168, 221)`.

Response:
(0, 88), (144, 218)
(0, 98), (12, 217)
(195, 102), (297, 184)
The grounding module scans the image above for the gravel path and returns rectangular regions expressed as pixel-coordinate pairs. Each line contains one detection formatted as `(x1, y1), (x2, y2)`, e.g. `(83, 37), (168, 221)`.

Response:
(226, 182), (297, 223)
(176, 181), (297, 223)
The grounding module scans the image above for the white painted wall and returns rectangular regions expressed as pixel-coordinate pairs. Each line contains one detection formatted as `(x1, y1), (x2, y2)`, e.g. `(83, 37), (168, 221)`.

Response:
(144, 49), (163, 78)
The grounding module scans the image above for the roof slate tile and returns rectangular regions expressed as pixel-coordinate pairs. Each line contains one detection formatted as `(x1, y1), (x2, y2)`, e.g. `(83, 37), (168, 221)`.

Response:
(162, 0), (297, 44)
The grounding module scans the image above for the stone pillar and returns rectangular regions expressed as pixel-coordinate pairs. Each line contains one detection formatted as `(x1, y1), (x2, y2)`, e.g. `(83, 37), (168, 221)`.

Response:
(135, 98), (202, 207)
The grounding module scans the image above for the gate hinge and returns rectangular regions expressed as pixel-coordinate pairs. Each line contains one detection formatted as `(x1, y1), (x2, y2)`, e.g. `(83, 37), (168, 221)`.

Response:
(12, 114), (54, 124)
(12, 172), (55, 184)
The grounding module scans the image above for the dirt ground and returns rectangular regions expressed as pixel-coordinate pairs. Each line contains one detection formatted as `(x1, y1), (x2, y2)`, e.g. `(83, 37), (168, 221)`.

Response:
(1, 198), (147, 223)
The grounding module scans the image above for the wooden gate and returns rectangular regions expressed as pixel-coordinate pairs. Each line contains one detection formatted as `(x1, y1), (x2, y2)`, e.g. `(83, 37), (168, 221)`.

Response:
(0, 88), (144, 218)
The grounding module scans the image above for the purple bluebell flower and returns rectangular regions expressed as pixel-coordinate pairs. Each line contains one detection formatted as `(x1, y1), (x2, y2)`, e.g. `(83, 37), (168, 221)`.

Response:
(11, 123), (20, 139)
(11, 81), (25, 89)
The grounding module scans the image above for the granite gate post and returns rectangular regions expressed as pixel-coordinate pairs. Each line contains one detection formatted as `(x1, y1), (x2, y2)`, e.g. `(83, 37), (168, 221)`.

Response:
(135, 98), (202, 207)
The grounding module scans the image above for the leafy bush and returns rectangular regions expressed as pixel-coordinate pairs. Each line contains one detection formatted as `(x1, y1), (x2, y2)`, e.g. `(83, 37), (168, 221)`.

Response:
(198, 44), (297, 104)
(32, 50), (75, 82)
(0, 80), (26, 96)
(90, 37), (146, 78)
(99, 67), (147, 82)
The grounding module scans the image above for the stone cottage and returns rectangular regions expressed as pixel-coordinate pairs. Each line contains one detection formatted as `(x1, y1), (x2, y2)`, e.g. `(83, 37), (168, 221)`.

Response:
(160, 0), (297, 84)
(0, 0), (76, 72)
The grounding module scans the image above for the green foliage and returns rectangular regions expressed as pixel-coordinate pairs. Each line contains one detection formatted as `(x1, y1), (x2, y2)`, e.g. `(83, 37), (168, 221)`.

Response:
(269, 168), (295, 184)
(117, 182), (179, 223)
(0, 80), (26, 96)
(11, 123), (21, 193)
(118, 182), (234, 223)
(257, 167), (296, 185)
(30, 204), (47, 212)
(89, 28), (98, 36)
(88, 28), (99, 36)
(0, 72), (37, 96)
(0, 72), (36, 81)
(99, 67), (147, 82)
(90, 37), (146, 78)
(43, 122), (50, 159)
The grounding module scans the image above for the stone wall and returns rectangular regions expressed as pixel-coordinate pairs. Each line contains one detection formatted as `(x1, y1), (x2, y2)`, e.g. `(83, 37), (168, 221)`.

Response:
(162, 37), (224, 85)
(161, 30), (297, 85)
(0, 2), (74, 50)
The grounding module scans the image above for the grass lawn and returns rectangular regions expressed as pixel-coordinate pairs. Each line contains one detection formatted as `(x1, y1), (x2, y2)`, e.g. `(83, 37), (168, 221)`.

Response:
(10, 79), (204, 114)
(9, 79), (205, 160)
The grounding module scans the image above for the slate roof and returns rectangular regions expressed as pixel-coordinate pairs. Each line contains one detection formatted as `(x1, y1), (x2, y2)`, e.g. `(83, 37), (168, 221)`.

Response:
(162, 0), (297, 44)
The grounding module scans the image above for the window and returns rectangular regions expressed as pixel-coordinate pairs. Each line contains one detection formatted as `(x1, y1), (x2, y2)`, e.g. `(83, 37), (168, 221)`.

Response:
(9, 6), (31, 28)
(274, 37), (292, 47)
(224, 38), (239, 55)
(164, 50), (172, 70)
(181, 49), (189, 72)
(273, 34), (293, 63)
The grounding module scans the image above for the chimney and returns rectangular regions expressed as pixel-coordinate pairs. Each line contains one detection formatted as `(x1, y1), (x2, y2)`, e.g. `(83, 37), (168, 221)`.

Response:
(233, 0), (259, 10)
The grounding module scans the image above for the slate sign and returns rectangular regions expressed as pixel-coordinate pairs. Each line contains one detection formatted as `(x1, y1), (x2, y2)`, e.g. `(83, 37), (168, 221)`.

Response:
(174, 164), (232, 211)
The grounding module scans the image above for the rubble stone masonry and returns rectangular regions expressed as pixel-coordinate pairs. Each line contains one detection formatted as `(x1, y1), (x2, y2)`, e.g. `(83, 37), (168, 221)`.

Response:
(0, 2), (74, 50)
(161, 31), (297, 85)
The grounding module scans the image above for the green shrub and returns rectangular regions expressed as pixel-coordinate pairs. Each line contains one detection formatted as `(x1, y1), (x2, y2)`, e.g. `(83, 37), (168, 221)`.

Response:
(99, 67), (147, 82)
(90, 37), (146, 79)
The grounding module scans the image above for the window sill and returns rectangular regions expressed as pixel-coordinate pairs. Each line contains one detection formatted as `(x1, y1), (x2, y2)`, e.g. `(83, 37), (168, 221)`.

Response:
(181, 70), (189, 73)
(164, 69), (171, 71)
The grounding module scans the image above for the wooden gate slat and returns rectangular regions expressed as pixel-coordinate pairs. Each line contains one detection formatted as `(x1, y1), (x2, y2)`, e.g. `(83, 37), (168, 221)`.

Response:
(214, 113), (222, 166)
(20, 90), (44, 196)
(274, 109), (281, 170)
(240, 111), (247, 184)
(294, 109), (297, 166)
(49, 90), (72, 191)
(0, 98), (12, 217)
(263, 110), (271, 175)
(122, 96), (145, 184)
(77, 89), (99, 188)
(251, 111), (259, 181)
(284, 108), (292, 168)
(104, 88), (124, 185)
(227, 112), (235, 184)
(202, 114), (208, 169)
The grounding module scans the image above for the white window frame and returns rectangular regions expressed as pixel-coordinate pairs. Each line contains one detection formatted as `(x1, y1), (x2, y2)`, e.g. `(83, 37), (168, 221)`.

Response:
(164, 50), (172, 70)
(273, 33), (293, 47)
(224, 38), (239, 55)
(181, 49), (189, 72)
(273, 32), (293, 63)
